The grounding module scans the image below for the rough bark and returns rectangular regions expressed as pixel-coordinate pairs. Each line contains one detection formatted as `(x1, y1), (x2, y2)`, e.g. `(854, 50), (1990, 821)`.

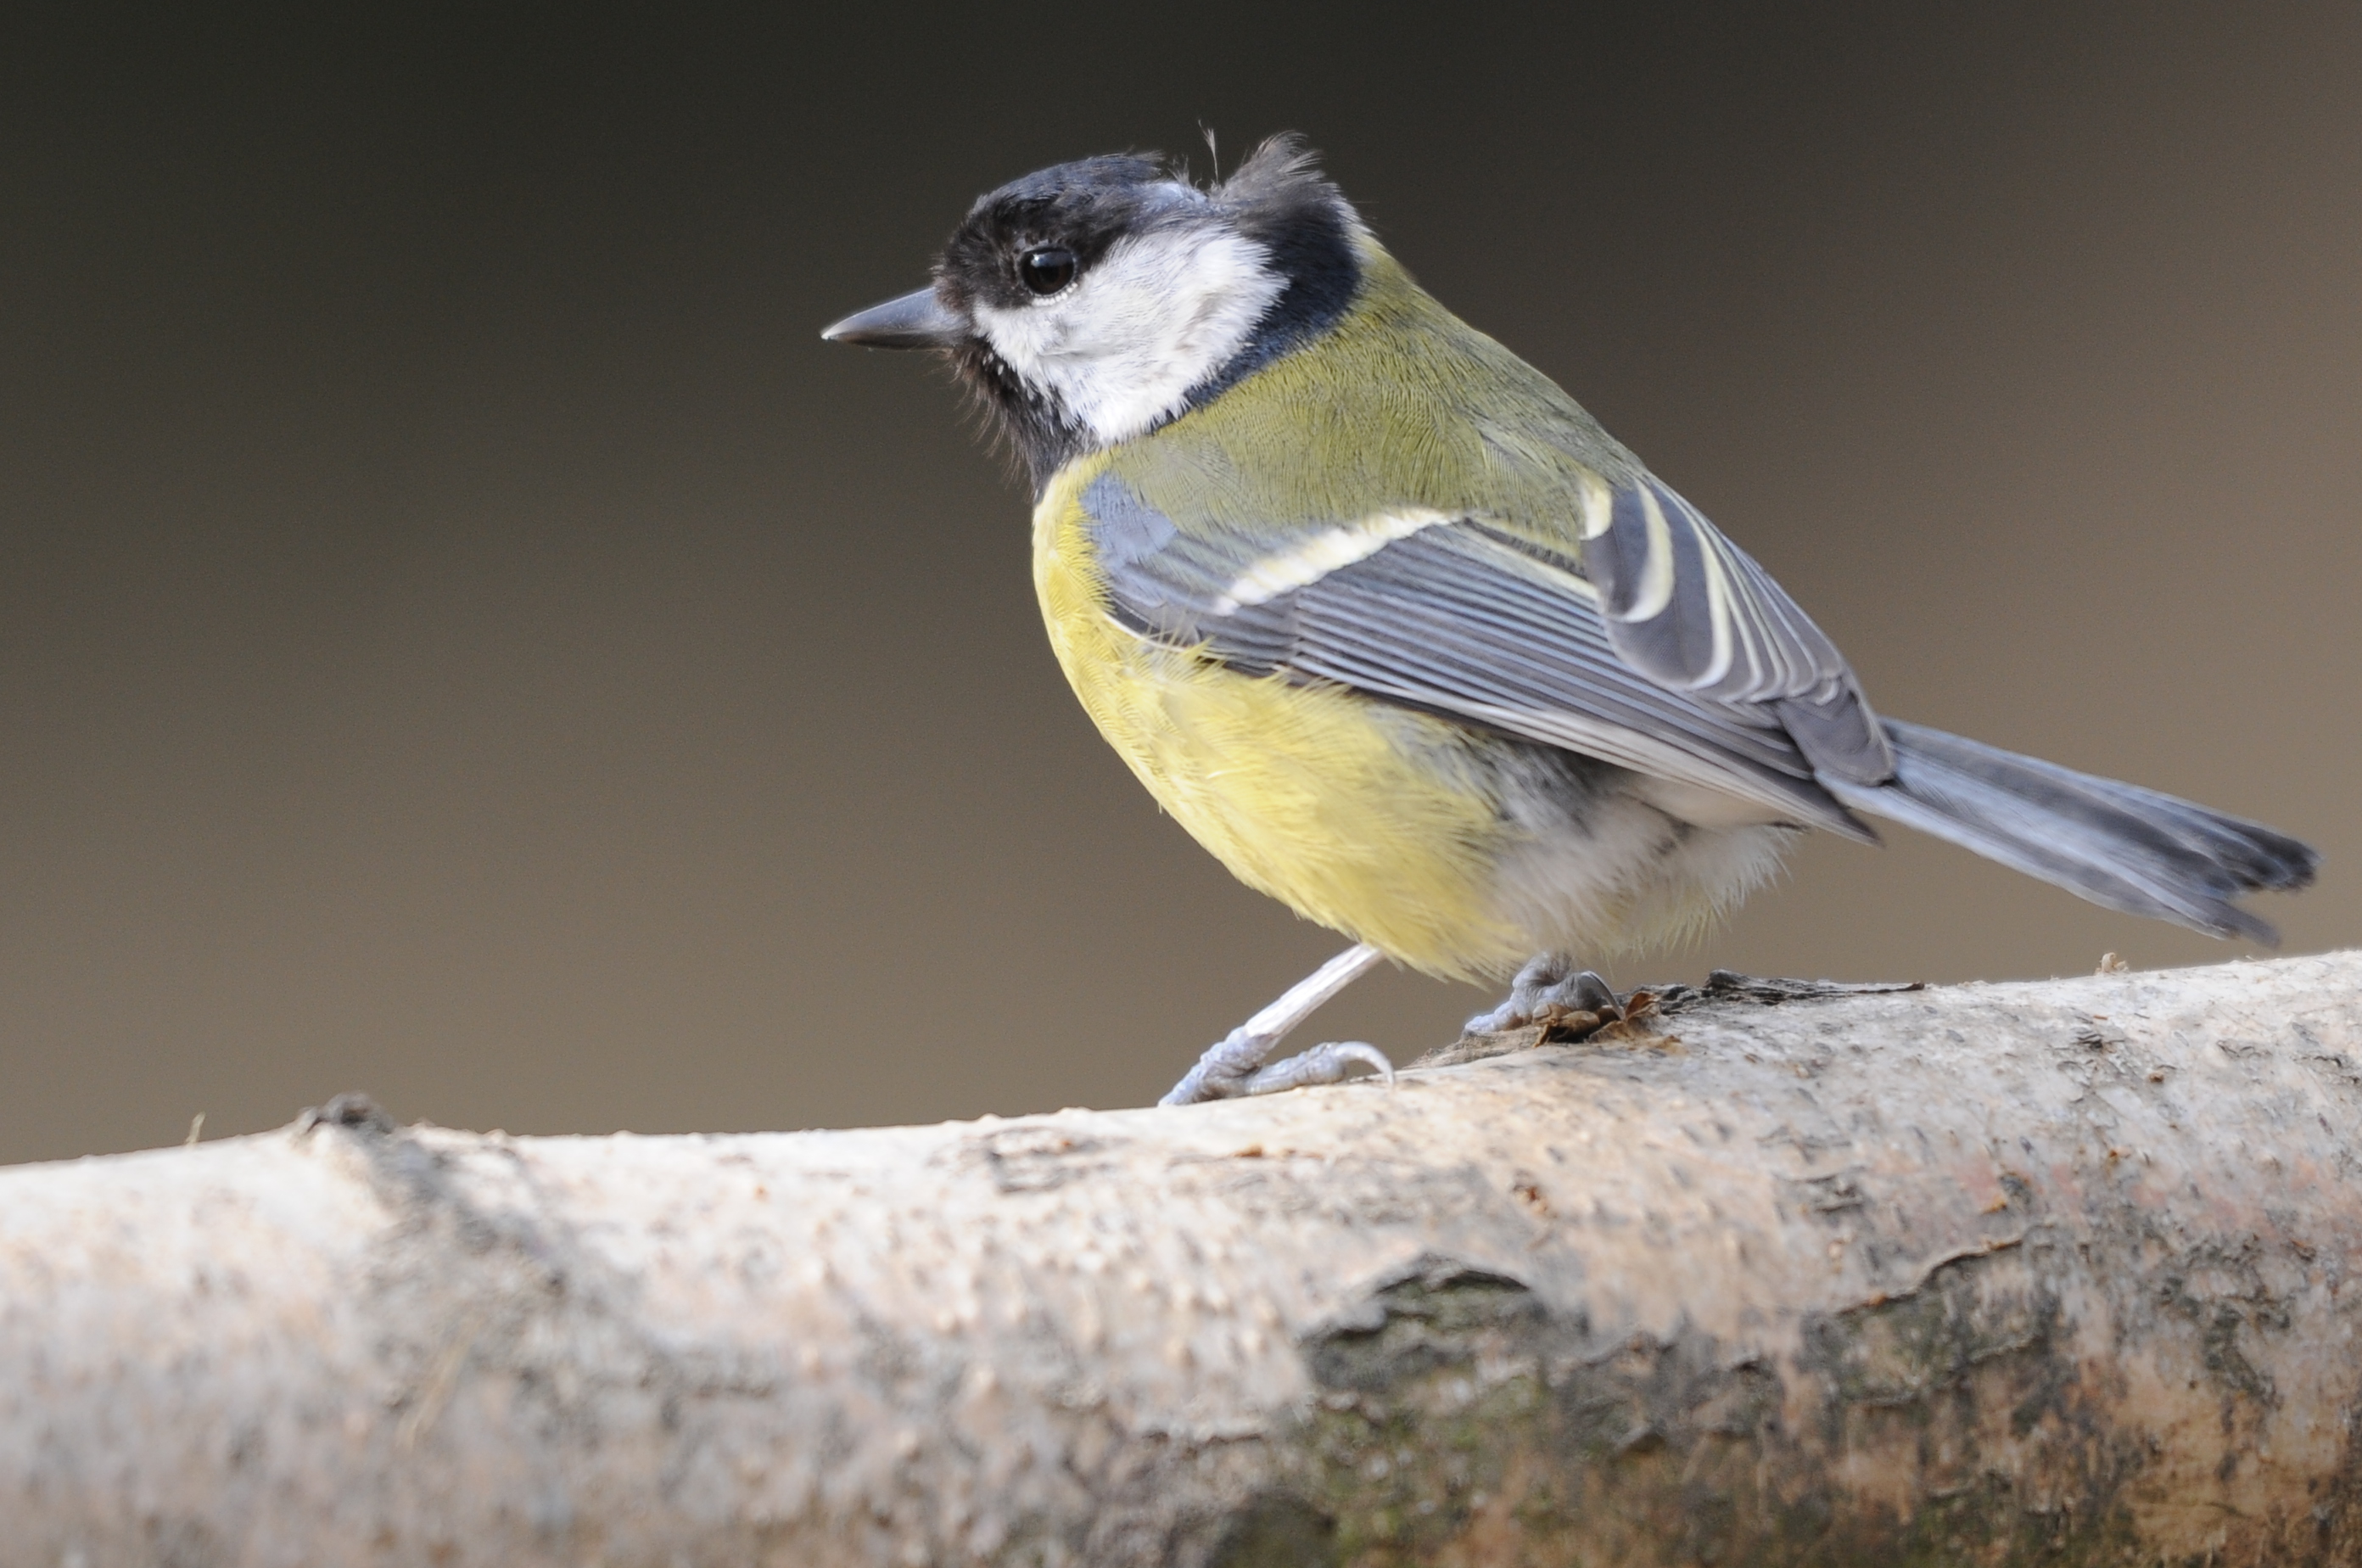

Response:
(3, 952), (2359, 1567)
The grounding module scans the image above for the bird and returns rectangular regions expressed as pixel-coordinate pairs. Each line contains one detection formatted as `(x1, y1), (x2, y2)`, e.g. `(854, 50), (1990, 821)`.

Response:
(821, 135), (2318, 1106)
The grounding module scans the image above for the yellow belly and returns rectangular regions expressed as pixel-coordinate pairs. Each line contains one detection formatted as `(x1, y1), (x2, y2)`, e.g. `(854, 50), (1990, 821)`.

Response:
(1033, 461), (1527, 977)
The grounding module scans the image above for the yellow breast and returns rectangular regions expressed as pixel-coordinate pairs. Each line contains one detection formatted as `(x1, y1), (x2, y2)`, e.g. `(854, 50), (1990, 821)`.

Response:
(1033, 457), (1527, 978)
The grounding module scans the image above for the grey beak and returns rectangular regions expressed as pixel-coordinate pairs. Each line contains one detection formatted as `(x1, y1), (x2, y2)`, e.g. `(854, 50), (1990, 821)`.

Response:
(820, 287), (966, 349)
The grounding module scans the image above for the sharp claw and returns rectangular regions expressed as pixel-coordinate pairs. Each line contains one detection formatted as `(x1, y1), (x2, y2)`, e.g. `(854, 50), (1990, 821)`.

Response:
(1567, 970), (1620, 1017)
(1242, 1040), (1394, 1096)
(1344, 1041), (1397, 1085)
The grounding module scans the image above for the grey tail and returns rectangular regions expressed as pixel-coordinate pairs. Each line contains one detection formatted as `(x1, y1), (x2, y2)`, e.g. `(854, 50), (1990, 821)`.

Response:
(1822, 719), (2319, 945)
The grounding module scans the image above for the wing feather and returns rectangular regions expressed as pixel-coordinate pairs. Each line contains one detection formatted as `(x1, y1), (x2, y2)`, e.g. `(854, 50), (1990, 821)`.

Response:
(1079, 473), (1875, 837)
(1581, 476), (1894, 781)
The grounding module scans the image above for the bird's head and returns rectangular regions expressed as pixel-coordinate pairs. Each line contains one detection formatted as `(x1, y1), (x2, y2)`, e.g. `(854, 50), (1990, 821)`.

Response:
(823, 136), (1364, 486)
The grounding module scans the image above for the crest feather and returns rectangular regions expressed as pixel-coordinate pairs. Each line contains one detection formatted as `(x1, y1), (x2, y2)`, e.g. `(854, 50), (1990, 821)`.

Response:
(1215, 134), (1356, 228)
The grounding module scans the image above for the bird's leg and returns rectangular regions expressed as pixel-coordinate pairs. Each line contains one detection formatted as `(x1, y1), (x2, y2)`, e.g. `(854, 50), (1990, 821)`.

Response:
(1159, 944), (1395, 1106)
(1464, 952), (1621, 1034)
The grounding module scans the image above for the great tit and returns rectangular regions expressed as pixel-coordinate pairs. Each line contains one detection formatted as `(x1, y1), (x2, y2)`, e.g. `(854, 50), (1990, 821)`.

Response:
(824, 136), (2317, 1106)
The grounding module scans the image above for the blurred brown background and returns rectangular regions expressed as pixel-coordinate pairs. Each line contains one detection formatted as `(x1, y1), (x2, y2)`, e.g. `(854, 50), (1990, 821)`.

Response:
(1, 4), (2354, 1164)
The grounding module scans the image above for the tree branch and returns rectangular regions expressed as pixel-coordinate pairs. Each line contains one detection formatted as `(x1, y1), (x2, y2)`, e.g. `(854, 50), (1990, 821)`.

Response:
(4, 953), (2359, 1565)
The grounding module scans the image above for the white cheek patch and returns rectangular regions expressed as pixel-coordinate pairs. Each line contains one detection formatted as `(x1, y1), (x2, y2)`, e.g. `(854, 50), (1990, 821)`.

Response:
(974, 225), (1285, 446)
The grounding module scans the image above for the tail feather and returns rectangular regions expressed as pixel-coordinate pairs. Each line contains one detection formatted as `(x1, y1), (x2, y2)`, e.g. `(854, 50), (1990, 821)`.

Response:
(1823, 720), (2318, 944)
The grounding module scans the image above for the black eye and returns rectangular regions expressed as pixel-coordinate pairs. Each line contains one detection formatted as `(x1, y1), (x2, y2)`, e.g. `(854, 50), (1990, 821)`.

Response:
(1020, 247), (1077, 296)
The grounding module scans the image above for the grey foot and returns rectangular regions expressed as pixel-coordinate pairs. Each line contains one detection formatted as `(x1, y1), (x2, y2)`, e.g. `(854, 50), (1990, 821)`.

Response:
(1465, 954), (1621, 1033)
(1158, 944), (1396, 1106)
(1160, 1029), (1393, 1106)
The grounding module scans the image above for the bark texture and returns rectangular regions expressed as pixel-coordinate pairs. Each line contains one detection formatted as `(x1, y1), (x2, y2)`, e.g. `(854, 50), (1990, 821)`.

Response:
(3, 953), (2360, 1567)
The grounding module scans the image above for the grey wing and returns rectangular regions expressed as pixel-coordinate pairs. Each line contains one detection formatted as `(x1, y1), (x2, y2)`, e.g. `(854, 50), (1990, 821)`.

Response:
(1577, 473), (1895, 784)
(1079, 472), (1877, 841)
